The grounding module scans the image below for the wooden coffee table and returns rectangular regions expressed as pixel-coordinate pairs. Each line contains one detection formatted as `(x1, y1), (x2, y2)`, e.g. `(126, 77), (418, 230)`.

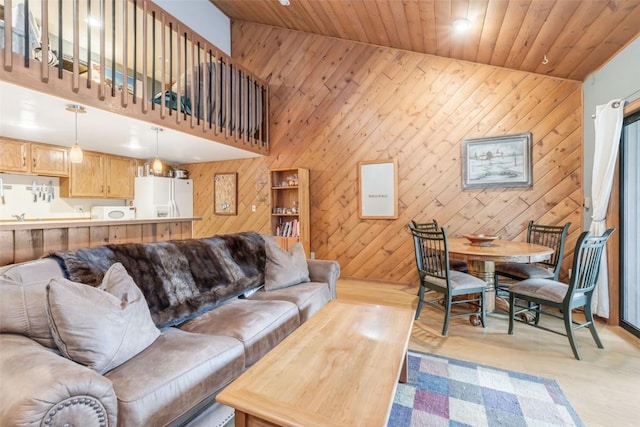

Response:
(216, 300), (415, 427)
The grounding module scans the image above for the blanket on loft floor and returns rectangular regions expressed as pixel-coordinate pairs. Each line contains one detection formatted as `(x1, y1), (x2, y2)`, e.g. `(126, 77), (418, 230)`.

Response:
(48, 232), (267, 328)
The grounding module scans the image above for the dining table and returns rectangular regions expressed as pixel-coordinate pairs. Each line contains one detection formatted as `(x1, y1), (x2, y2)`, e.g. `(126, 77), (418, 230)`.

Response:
(447, 238), (554, 314)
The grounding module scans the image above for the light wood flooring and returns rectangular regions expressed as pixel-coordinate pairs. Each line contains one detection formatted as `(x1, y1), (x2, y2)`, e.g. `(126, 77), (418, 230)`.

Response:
(337, 278), (640, 427)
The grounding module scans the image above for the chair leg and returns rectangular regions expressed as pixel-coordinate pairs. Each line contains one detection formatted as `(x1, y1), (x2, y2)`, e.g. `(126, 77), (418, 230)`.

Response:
(534, 303), (542, 325)
(442, 294), (452, 336)
(584, 300), (604, 349)
(564, 308), (582, 360)
(480, 290), (486, 328)
(508, 292), (516, 334)
(415, 285), (425, 320)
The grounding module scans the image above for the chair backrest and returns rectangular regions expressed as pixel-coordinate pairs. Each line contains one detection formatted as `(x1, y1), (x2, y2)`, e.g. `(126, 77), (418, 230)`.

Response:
(408, 223), (450, 284)
(527, 220), (571, 279)
(565, 229), (615, 301)
(409, 219), (439, 231)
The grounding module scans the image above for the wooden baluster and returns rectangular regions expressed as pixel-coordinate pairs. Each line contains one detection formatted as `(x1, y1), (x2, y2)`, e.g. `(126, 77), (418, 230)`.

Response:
(99, 0), (106, 100)
(142, 0), (148, 113)
(121, 0), (128, 107)
(263, 85), (269, 148)
(58, 0), (63, 79)
(72, 0), (79, 92)
(132, 0), (137, 102)
(170, 22), (175, 119)
(240, 68), (244, 142)
(110, 0), (116, 98)
(86, 0), (91, 88)
(40, 0), (49, 82)
(150, 9), (155, 111)
(246, 74), (251, 144)
(3, 0), (12, 71)
(184, 30), (190, 124)
(254, 81), (258, 144)
(24, 0), (30, 68)
(221, 58), (227, 136)
(228, 62), (233, 139)
(215, 55), (221, 135)
(201, 42), (207, 133)
(160, 13), (166, 119)
(237, 67), (242, 142)
(211, 50), (217, 131)
(190, 36), (197, 129)
(174, 22), (180, 122)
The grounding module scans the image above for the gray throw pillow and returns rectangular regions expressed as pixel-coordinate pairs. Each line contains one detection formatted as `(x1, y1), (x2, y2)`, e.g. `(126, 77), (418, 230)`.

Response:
(263, 235), (310, 291)
(46, 263), (160, 374)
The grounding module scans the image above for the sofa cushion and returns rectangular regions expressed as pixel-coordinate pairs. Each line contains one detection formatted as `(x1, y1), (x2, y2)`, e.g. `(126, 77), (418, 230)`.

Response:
(179, 299), (300, 366)
(46, 263), (160, 374)
(263, 235), (310, 291)
(105, 328), (245, 427)
(48, 232), (267, 328)
(249, 282), (331, 322)
(0, 258), (64, 348)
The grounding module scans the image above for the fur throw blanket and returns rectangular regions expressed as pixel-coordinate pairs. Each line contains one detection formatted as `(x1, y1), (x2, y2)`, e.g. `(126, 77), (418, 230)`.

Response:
(48, 232), (266, 328)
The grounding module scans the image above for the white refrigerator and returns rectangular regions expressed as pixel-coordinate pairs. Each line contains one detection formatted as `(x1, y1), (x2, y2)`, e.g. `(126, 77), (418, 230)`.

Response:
(134, 176), (194, 218)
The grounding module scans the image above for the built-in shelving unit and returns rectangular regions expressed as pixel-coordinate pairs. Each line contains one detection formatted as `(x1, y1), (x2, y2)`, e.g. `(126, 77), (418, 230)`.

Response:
(270, 168), (310, 256)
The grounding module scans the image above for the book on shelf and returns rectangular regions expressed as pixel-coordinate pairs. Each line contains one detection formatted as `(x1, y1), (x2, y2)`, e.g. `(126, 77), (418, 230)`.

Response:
(276, 219), (299, 237)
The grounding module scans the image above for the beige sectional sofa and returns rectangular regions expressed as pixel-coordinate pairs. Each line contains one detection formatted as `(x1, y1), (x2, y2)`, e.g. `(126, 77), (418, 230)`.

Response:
(0, 232), (340, 426)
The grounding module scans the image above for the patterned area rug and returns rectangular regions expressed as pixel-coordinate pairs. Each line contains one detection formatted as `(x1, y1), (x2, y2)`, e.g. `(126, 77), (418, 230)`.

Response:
(388, 350), (583, 427)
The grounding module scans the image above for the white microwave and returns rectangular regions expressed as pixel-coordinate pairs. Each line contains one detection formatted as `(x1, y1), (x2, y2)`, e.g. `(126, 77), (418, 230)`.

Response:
(90, 206), (136, 220)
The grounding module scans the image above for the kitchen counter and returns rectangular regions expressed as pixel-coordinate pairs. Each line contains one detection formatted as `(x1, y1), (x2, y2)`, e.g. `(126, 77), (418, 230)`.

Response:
(0, 217), (202, 231)
(0, 217), (202, 266)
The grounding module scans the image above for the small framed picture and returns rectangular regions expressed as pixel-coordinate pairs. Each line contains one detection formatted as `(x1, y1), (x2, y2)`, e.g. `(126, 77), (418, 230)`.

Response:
(358, 159), (398, 219)
(461, 132), (533, 189)
(214, 172), (238, 215)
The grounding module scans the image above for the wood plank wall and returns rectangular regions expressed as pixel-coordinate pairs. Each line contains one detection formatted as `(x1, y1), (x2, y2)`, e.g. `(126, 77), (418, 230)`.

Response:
(186, 21), (584, 284)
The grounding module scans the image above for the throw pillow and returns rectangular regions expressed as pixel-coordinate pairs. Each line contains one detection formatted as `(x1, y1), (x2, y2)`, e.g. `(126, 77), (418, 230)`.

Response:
(46, 263), (160, 374)
(263, 235), (310, 291)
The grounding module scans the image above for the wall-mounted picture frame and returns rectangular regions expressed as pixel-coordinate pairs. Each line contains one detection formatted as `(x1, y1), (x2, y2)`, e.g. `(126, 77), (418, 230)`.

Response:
(214, 172), (238, 215)
(358, 159), (398, 219)
(461, 132), (533, 189)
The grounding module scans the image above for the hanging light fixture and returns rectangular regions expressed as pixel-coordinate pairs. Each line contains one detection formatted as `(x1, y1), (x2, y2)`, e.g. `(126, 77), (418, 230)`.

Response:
(151, 127), (164, 174)
(66, 104), (86, 163)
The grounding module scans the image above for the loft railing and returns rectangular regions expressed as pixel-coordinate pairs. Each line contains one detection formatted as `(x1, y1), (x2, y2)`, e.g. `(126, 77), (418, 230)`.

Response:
(0, 0), (269, 154)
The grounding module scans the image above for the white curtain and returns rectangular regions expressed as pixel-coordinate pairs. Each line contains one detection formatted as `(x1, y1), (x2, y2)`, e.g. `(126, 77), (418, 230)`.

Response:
(590, 99), (624, 318)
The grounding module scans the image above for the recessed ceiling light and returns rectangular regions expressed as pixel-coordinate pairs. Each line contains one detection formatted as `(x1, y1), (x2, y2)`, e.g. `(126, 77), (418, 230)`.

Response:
(279, 0), (290, 6)
(453, 18), (471, 33)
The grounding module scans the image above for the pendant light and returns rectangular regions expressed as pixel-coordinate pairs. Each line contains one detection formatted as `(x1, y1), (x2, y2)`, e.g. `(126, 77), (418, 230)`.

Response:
(66, 104), (85, 163)
(151, 127), (164, 174)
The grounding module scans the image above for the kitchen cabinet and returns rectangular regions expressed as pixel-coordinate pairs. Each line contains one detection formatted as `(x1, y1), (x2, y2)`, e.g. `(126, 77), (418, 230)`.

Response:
(60, 152), (135, 199)
(0, 138), (29, 173)
(30, 143), (69, 176)
(106, 156), (136, 198)
(0, 138), (69, 177)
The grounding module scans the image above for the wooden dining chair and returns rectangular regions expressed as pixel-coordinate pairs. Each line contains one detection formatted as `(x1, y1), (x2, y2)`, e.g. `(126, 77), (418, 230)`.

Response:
(410, 220), (468, 273)
(409, 223), (487, 336)
(508, 229), (615, 360)
(494, 221), (571, 292)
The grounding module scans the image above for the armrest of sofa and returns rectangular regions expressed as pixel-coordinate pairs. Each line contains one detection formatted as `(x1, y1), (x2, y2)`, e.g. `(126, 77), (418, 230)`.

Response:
(0, 334), (118, 426)
(307, 259), (341, 299)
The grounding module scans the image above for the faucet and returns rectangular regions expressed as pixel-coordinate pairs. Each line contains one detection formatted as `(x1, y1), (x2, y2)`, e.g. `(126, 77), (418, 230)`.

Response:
(12, 213), (26, 222)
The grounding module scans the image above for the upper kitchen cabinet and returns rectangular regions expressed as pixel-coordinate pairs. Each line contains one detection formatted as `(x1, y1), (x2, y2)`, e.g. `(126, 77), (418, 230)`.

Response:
(60, 152), (135, 199)
(0, 138), (29, 173)
(106, 156), (136, 199)
(30, 143), (69, 176)
(0, 138), (69, 176)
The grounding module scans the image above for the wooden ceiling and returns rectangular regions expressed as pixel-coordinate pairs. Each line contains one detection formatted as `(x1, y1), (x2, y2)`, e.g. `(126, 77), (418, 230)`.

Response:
(210, 0), (640, 81)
